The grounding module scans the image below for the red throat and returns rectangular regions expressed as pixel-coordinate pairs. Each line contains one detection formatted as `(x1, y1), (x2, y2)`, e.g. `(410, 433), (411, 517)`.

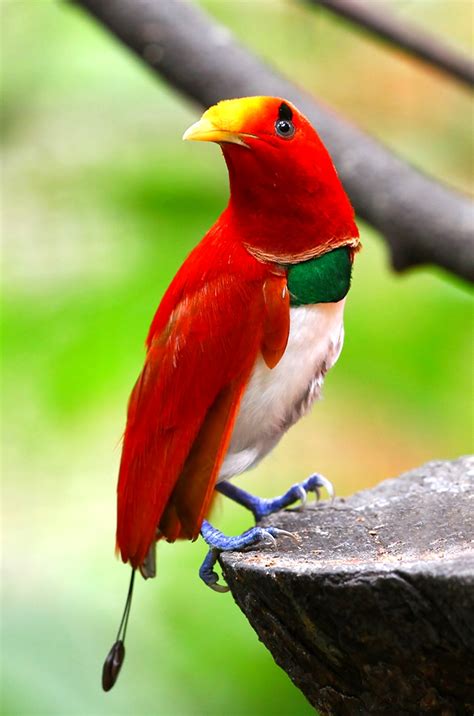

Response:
(220, 117), (358, 264)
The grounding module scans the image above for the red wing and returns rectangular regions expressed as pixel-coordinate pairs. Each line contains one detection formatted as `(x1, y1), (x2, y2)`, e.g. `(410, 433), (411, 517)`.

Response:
(158, 378), (246, 542)
(116, 272), (289, 568)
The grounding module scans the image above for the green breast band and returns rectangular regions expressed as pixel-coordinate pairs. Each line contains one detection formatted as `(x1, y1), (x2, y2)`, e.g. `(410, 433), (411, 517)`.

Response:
(287, 246), (352, 306)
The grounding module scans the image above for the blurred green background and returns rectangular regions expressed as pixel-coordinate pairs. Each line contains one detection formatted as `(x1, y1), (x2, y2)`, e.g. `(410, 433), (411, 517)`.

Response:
(2, 1), (473, 715)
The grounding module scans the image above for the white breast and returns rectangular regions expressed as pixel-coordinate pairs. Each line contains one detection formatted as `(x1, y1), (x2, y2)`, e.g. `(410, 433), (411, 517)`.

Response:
(218, 300), (346, 481)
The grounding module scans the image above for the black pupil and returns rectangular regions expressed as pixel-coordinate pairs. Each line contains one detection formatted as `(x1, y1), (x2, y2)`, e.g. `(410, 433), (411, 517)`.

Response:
(277, 120), (291, 134)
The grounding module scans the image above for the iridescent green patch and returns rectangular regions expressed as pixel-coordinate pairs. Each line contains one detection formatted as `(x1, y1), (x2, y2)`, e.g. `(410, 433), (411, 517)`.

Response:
(287, 246), (352, 306)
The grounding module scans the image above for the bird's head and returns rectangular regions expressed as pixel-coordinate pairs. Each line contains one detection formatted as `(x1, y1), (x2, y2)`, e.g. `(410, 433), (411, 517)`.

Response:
(183, 96), (359, 263)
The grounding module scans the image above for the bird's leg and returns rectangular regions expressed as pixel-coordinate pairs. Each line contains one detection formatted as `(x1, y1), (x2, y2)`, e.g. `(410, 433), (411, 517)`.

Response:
(216, 473), (334, 522)
(200, 475), (333, 590)
(199, 519), (296, 591)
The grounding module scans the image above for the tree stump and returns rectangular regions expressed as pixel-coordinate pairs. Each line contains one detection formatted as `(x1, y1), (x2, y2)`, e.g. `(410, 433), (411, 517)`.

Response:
(220, 457), (474, 715)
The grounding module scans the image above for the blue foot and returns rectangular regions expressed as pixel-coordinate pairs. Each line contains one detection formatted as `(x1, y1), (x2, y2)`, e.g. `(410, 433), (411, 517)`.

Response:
(199, 519), (296, 591)
(216, 473), (334, 522)
(199, 548), (230, 593)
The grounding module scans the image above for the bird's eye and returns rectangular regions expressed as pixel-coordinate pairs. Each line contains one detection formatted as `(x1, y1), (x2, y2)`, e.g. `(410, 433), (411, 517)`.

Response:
(275, 118), (295, 139)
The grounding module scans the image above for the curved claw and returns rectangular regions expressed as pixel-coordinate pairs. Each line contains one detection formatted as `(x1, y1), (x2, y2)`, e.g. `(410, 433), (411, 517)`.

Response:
(262, 530), (277, 547)
(209, 582), (230, 593)
(308, 474), (335, 503)
(268, 527), (300, 546)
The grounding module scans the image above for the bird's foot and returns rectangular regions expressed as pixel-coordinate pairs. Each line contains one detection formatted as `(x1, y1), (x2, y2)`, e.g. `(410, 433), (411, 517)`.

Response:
(199, 519), (297, 591)
(216, 473), (334, 522)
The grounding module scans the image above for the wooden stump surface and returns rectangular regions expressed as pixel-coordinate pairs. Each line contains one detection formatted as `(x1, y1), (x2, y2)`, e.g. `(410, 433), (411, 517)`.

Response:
(220, 457), (474, 715)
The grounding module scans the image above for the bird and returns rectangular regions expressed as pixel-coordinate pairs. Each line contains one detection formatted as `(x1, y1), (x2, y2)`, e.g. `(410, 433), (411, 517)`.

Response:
(102, 96), (360, 691)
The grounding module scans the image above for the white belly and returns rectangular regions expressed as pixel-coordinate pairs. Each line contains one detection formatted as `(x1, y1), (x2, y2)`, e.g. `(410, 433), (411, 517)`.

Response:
(218, 300), (346, 481)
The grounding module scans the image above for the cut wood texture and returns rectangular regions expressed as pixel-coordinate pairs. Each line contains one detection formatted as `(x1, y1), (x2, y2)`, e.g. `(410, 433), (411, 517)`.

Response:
(220, 457), (474, 715)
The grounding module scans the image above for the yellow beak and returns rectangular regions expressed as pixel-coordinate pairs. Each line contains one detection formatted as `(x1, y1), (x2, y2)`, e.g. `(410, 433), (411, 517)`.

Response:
(182, 117), (252, 147)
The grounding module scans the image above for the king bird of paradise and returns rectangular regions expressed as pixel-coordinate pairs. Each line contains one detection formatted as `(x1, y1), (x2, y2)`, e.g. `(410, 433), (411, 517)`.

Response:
(102, 96), (360, 690)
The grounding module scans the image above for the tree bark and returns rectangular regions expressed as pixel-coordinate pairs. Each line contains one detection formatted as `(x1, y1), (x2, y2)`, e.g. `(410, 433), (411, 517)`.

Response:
(220, 456), (474, 715)
(73, 0), (474, 283)
(309, 0), (474, 88)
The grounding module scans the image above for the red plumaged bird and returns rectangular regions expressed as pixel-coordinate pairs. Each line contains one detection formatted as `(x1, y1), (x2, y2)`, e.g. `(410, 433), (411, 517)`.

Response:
(103, 96), (359, 691)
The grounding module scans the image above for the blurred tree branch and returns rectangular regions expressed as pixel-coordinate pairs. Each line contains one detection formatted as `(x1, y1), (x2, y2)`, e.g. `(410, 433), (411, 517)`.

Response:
(73, 0), (474, 283)
(309, 0), (474, 88)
